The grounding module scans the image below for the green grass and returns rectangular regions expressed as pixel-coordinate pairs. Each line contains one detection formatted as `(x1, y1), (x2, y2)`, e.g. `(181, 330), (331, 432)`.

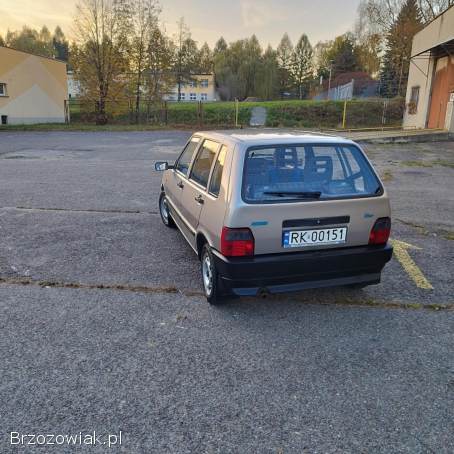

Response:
(66, 98), (405, 129)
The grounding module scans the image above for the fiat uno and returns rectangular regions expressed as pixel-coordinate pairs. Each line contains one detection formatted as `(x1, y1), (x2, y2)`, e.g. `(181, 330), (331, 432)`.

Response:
(155, 131), (393, 304)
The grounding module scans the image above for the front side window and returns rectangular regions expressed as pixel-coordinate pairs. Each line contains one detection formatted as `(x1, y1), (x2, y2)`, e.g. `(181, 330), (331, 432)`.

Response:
(209, 145), (227, 196)
(0, 83), (7, 96)
(179, 92), (185, 101)
(175, 137), (200, 176)
(200, 79), (209, 88)
(190, 139), (219, 188)
(201, 93), (208, 101)
(242, 144), (381, 203)
(190, 93), (197, 101)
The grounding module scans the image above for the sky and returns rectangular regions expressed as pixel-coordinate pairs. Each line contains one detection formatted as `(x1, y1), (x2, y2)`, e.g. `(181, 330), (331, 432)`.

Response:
(0, 0), (361, 47)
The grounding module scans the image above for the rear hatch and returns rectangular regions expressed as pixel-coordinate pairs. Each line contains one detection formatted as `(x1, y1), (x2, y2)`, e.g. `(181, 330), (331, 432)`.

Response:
(229, 142), (389, 255)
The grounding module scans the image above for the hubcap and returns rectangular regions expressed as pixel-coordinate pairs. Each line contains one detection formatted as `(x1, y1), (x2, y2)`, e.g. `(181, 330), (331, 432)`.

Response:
(160, 197), (169, 224)
(202, 253), (213, 295)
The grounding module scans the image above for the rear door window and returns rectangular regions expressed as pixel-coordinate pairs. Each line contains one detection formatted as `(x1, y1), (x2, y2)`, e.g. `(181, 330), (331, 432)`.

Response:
(175, 137), (200, 176)
(208, 145), (227, 196)
(190, 139), (219, 188)
(242, 144), (381, 203)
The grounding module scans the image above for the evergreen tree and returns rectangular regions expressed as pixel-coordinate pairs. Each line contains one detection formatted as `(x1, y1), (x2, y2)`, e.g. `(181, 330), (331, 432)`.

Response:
(276, 33), (294, 96)
(291, 34), (313, 99)
(257, 45), (279, 100)
(198, 42), (213, 73)
(379, 0), (423, 97)
(52, 26), (69, 61)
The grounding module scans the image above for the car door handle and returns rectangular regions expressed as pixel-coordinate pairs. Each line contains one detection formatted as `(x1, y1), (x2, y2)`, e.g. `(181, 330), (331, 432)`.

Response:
(194, 194), (204, 204)
(177, 181), (184, 189)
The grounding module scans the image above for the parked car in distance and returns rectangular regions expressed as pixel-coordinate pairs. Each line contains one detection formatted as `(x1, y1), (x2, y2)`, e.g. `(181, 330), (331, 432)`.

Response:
(155, 131), (393, 304)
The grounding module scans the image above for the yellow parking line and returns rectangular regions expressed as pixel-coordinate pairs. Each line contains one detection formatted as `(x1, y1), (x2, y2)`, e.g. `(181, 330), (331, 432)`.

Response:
(391, 239), (433, 290)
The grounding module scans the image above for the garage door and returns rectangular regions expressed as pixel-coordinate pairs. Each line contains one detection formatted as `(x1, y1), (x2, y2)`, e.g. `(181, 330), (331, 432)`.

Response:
(428, 56), (454, 129)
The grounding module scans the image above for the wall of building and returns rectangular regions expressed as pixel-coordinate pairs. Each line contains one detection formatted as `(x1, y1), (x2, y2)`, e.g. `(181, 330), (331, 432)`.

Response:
(403, 57), (434, 129)
(164, 74), (217, 102)
(412, 6), (454, 55)
(0, 46), (67, 124)
(403, 6), (454, 129)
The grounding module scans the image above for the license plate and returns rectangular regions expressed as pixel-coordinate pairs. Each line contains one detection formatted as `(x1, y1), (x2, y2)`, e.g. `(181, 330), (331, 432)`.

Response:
(283, 227), (347, 248)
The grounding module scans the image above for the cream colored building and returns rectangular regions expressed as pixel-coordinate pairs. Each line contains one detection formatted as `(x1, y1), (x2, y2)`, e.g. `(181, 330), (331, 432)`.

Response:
(0, 46), (68, 125)
(164, 74), (217, 102)
(403, 5), (454, 131)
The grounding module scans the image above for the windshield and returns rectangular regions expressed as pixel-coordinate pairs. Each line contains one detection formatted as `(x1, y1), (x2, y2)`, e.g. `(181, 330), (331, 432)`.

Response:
(242, 144), (381, 203)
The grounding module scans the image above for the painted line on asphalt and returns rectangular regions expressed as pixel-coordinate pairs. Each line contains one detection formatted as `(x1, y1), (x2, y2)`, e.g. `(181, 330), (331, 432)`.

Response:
(391, 239), (433, 290)
(0, 277), (451, 311)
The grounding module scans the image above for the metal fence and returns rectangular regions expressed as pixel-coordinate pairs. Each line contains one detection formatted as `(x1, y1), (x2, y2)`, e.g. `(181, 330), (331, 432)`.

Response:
(68, 97), (406, 130)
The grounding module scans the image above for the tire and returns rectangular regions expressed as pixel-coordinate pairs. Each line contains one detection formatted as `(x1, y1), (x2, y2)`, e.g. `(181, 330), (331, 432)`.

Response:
(159, 192), (176, 228)
(200, 244), (224, 305)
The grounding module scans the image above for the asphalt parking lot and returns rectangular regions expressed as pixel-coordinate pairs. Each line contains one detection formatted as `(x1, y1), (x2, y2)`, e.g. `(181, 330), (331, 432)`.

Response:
(0, 131), (453, 453)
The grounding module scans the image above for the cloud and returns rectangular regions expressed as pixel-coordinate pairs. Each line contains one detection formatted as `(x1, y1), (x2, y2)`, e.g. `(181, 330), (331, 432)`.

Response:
(240, 0), (287, 28)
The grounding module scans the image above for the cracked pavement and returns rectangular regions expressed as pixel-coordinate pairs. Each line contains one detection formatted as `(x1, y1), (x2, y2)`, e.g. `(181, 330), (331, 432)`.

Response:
(0, 131), (453, 453)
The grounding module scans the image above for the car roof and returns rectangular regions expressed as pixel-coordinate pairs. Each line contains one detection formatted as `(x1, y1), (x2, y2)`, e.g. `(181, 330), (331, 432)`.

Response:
(195, 129), (356, 147)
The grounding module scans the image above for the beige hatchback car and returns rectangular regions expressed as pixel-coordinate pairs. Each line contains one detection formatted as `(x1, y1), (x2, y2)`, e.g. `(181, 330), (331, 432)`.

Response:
(155, 131), (393, 304)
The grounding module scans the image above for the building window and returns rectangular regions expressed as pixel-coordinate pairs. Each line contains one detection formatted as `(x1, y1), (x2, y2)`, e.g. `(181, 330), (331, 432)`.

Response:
(179, 92), (186, 101)
(190, 93), (197, 101)
(200, 79), (209, 88)
(409, 86), (419, 114)
(189, 80), (197, 88)
(201, 93), (208, 101)
(0, 83), (7, 96)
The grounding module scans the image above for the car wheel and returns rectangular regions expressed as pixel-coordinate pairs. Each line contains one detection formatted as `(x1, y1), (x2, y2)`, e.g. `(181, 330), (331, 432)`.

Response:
(159, 192), (175, 228)
(201, 244), (224, 305)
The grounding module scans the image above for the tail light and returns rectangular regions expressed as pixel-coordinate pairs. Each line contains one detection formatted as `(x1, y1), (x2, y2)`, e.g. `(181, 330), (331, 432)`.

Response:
(221, 227), (254, 257)
(369, 217), (391, 245)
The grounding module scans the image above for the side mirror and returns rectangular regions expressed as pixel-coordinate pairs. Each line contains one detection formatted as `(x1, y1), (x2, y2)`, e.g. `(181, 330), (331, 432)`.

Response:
(155, 161), (171, 171)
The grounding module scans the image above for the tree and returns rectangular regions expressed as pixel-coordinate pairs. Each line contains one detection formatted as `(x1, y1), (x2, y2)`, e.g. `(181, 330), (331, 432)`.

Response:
(241, 35), (262, 98)
(276, 33), (294, 96)
(362, 0), (452, 35)
(257, 45), (279, 99)
(291, 34), (313, 99)
(4, 26), (54, 57)
(53, 26), (69, 61)
(198, 42), (213, 73)
(173, 17), (198, 101)
(144, 26), (175, 115)
(379, 0), (423, 97)
(0, 34), (4, 46)
(71, 0), (131, 124)
(129, 0), (160, 122)
(325, 34), (359, 77)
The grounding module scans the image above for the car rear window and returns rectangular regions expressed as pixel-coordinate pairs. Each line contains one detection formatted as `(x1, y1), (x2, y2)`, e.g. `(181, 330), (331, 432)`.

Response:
(242, 144), (381, 203)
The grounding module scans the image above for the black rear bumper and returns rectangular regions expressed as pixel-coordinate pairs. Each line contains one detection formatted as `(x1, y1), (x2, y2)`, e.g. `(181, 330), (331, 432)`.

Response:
(212, 244), (393, 296)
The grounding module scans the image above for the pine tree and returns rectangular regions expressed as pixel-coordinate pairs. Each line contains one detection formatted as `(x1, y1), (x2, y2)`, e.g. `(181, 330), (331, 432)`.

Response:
(379, 0), (423, 98)
(276, 33), (294, 96)
(291, 34), (313, 99)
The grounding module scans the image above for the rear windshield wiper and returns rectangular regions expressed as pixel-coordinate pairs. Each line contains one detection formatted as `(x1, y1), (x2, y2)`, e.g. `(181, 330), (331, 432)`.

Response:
(263, 191), (322, 199)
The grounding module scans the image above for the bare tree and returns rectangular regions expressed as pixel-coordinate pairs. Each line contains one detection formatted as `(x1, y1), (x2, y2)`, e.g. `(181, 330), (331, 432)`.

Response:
(129, 0), (160, 122)
(72, 0), (131, 124)
(173, 17), (192, 102)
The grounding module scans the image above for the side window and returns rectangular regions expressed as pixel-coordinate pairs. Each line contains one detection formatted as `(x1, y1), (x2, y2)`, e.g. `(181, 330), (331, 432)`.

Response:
(175, 137), (200, 176)
(209, 145), (227, 196)
(190, 139), (218, 188)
